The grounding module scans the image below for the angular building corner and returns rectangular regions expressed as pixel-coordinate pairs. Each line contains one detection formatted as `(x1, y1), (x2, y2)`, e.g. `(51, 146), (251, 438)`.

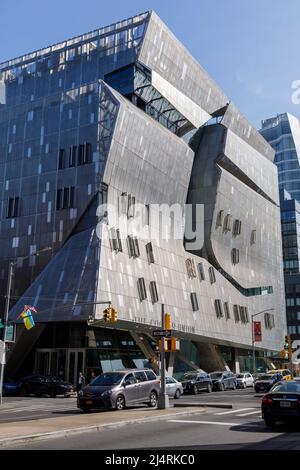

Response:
(0, 10), (285, 379)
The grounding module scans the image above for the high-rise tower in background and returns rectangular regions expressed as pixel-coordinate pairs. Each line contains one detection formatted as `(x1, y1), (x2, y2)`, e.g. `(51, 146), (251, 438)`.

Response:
(260, 113), (300, 342)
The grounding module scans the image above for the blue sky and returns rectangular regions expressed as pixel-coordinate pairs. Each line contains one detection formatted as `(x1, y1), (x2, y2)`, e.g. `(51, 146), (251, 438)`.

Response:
(1, 0), (299, 127)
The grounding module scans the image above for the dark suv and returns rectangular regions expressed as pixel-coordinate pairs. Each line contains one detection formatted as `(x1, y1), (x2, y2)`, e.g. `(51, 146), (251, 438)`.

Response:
(20, 375), (74, 397)
(210, 371), (237, 391)
(180, 371), (213, 394)
(77, 369), (160, 411)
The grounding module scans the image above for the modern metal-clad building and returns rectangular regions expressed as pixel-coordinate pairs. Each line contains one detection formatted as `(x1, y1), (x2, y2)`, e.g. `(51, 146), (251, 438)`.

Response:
(0, 11), (285, 381)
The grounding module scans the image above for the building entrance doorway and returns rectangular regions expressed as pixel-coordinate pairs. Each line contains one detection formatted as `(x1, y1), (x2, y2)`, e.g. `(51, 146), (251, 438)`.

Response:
(35, 349), (59, 376)
(67, 349), (85, 385)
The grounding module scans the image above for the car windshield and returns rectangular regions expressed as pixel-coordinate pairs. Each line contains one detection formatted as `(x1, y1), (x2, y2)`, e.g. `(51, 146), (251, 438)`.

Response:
(258, 374), (275, 380)
(210, 373), (223, 379)
(47, 376), (63, 382)
(90, 372), (124, 386)
(181, 373), (197, 380)
(236, 374), (244, 378)
(271, 382), (300, 393)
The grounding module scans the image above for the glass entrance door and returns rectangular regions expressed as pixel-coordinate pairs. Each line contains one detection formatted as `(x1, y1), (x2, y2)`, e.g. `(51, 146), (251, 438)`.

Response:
(67, 349), (85, 385)
(35, 349), (59, 376)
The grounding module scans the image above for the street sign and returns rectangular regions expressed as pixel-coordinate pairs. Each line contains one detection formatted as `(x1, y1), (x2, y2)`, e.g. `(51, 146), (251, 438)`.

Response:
(153, 329), (172, 338)
(5, 324), (15, 343)
(0, 340), (5, 365)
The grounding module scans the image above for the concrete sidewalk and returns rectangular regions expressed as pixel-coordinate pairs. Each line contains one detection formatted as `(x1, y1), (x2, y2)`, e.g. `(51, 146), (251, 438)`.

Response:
(0, 406), (209, 448)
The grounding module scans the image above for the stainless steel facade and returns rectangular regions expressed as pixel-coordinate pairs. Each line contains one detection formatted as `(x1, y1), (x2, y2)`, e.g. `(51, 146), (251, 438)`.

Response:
(0, 11), (285, 373)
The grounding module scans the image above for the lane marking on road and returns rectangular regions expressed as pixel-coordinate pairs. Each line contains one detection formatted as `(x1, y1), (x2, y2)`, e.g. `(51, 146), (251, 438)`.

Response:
(236, 410), (261, 417)
(168, 419), (238, 426)
(214, 408), (254, 416)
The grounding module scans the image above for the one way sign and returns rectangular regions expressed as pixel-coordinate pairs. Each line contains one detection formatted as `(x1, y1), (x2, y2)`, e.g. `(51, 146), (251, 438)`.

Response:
(152, 329), (172, 338)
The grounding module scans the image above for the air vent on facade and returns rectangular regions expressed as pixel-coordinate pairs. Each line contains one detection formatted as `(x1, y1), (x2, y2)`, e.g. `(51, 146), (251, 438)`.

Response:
(7, 197), (20, 218)
(224, 302), (230, 320)
(239, 306), (249, 324)
(149, 281), (159, 303)
(56, 187), (75, 210)
(214, 299), (223, 318)
(231, 248), (240, 265)
(146, 242), (155, 263)
(233, 219), (242, 236)
(208, 267), (216, 284)
(223, 214), (232, 232)
(127, 194), (136, 218)
(109, 228), (122, 252)
(216, 210), (224, 228)
(186, 258), (197, 278)
(197, 262), (205, 281)
(264, 312), (275, 329)
(250, 229), (257, 245)
(191, 292), (199, 311)
(137, 277), (147, 301)
(127, 235), (140, 258)
(233, 304), (240, 322)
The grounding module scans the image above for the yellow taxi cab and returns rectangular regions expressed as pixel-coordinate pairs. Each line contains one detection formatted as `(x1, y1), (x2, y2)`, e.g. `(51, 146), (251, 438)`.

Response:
(267, 369), (293, 381)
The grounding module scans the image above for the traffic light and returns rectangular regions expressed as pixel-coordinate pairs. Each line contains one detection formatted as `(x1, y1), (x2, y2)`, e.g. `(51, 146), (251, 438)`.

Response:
(103, 306), (117, 323)
(283, 335), (293, 360)
(284, 336), (289, 350)
(110, 307), (117, 323)
(103, 308), (111, 322)
(164, 313), (171, 330)
(157, 338), (180, 352)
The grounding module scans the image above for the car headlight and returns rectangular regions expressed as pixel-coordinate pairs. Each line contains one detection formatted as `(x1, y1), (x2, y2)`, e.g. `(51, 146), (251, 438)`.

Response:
(101, 390), (112, 398)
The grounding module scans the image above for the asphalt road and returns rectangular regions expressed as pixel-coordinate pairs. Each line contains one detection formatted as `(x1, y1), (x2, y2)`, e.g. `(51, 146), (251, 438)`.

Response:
(0, 387), (256, 424)
(3, 388), (300, 450)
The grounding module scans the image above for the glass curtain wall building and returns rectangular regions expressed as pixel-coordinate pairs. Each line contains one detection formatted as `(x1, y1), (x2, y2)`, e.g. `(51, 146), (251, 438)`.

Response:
(0, 11), (285, 381)
(260, 114), (300, 343)
(278, 190), (300, 341)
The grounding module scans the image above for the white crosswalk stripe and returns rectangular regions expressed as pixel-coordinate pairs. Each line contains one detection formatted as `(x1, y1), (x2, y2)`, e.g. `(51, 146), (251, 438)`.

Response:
(214, 408), (254, 416)
(236, 410), (261, 417)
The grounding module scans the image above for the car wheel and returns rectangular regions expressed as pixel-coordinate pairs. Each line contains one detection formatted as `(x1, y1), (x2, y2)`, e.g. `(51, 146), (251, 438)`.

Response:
(174, 389), (181, 399)
(207, 383), (212, 393)
(115, 395), (126, 410)
(220, 383), (225, 391)
(264, 417), (276, 428)
(148, 391), (158, 408)
(50, 391), (57, 398)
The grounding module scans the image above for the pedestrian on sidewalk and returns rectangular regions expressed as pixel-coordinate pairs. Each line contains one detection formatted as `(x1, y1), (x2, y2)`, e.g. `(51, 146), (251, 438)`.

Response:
(77, 372), (85, 392)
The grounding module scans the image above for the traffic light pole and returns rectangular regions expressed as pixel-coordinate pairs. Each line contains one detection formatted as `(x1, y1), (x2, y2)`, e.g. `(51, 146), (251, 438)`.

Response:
(158, 303), (169, 409)
(0, 262), (14, 406)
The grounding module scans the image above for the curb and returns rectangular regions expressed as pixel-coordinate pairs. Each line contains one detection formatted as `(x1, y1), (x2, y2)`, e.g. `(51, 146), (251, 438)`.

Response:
(0, 408), (208, 448)
(174, 402), (232, 409)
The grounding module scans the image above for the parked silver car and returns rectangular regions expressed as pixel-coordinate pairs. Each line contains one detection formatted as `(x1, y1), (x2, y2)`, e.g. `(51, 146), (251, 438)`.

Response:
(236, 372), (254, 388)
(77, 369), (160, 411)
(165, 376), (183, 398)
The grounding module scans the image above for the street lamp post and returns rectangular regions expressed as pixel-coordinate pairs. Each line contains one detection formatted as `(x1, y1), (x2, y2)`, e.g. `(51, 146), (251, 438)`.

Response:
(251, 308), (275, 373)
(0, 247), (52, 406)
(0, 262), (14, 406)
